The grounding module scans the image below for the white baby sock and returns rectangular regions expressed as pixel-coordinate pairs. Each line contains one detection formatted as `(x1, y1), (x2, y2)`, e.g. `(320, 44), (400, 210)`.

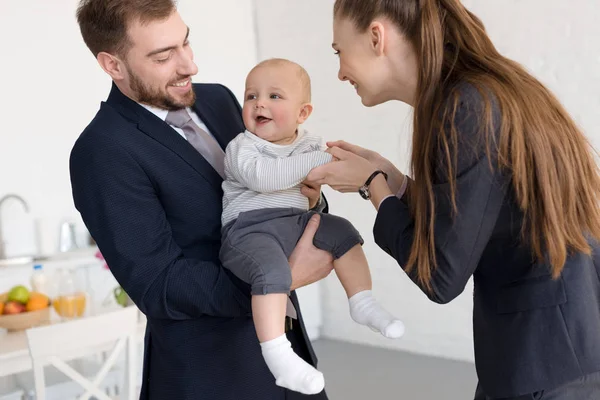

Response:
(260, 334), (325, 395)
(349, 290), (405, 339)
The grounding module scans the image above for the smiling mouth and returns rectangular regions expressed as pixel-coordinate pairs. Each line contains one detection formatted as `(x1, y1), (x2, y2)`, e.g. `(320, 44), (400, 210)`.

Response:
(170, 78), (190, 87)
(256, 116), (272, 124)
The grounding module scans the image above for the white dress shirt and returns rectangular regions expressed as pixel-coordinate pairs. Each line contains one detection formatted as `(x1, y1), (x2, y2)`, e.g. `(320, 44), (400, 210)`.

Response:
(140, 104), (214, 141)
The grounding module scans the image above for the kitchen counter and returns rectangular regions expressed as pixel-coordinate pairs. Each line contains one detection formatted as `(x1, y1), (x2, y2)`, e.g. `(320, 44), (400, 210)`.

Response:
(0, 247), (99, 271)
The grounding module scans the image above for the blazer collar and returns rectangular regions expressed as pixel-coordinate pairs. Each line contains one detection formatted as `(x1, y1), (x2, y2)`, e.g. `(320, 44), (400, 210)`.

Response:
(105, 83), (223, 190)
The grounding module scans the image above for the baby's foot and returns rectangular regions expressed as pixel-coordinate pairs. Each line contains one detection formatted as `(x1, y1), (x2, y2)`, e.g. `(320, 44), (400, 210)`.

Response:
(261, 334), (325, 394)
(349, 290), (405, 338)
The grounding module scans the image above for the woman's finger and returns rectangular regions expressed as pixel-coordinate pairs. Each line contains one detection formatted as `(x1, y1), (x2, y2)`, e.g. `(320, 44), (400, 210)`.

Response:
(324, 148), (341, 161)
(327, 140), (366, 155)
(306, 164), (328, 182)
(327, 146), (353, 161)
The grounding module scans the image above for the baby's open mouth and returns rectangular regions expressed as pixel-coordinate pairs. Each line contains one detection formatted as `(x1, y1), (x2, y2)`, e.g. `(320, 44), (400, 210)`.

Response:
(256, 116), (272, 124)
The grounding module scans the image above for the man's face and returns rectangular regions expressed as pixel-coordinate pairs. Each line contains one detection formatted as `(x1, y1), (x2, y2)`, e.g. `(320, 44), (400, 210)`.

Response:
(121, 11), (198, 110)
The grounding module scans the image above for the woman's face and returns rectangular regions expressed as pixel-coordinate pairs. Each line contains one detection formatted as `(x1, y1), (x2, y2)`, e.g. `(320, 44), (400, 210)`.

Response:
(332, 16), (418, 107)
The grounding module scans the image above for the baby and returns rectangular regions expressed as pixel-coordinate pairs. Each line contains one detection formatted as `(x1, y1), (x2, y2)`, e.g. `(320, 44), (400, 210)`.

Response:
(220, 58), (404, 395)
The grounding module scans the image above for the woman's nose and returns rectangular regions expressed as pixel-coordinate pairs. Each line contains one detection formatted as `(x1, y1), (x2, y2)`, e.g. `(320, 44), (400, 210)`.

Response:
(338, 68), (346, 82)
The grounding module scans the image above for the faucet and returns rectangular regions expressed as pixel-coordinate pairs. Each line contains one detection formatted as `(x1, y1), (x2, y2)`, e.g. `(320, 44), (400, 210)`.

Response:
(0, 194), (30, 260)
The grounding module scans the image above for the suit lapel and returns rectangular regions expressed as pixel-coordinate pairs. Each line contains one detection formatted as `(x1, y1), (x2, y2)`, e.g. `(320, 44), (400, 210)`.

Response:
(137, 116), (223, 189)
(289, 291), (318, 364)
(106, 83), (223, 190)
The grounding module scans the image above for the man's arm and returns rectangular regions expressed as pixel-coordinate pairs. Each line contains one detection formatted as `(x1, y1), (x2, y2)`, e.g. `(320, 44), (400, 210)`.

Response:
(70, 135), (250, 320)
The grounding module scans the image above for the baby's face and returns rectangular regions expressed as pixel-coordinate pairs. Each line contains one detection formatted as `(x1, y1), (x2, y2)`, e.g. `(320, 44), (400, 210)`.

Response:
(242, 65), (309, 145)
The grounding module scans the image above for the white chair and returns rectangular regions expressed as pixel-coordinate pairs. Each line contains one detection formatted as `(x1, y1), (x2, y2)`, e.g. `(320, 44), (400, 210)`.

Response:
(0, 388), (24, 400)
(25, 306), (138, 400)
(0, 391), (24, 400)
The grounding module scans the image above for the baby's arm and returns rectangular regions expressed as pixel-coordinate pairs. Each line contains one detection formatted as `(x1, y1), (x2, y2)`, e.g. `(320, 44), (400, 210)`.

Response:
(226, 138), (332, 193)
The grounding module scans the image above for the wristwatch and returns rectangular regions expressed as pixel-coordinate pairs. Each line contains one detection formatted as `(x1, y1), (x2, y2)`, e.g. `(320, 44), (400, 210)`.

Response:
(358, 170), (388, 200)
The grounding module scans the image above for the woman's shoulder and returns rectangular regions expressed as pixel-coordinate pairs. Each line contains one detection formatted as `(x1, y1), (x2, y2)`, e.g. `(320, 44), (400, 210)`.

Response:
(444, 80), (501, 122)
(433, 80), (504, 180)
(447, 81), (499, 114)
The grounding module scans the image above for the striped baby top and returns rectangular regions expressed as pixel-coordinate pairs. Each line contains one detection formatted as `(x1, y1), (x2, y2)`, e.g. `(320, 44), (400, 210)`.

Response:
(221, 129), (333, 226)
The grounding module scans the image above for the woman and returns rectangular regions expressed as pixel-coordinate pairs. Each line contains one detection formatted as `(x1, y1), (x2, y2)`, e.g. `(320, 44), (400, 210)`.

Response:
(308, 0), (600, 399)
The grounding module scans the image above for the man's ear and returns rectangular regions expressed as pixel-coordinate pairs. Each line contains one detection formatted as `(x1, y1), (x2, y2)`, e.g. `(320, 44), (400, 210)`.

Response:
(97, 51), (127, 81)
(297, 103), (314, 124)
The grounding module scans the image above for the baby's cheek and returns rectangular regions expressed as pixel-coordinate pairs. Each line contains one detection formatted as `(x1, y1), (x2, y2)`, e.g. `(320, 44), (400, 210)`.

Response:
(241, 108), (254, 128)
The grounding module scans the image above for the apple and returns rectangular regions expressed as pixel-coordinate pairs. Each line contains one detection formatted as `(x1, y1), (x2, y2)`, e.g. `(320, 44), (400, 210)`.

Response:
(8, 285), (30, 304)
(4, 301), (26, 315)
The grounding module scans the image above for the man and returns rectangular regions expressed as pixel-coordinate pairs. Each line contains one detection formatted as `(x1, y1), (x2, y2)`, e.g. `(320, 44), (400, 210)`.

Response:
(70, 1), (333, 399)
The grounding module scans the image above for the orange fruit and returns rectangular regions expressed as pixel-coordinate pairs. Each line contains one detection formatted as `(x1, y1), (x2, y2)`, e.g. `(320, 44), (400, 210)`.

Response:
(0, 302), (4, 315)
(26, 292), (50, 312)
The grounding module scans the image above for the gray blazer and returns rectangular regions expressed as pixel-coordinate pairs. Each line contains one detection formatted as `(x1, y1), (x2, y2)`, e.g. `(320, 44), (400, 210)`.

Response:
(374, 83), (600, 398)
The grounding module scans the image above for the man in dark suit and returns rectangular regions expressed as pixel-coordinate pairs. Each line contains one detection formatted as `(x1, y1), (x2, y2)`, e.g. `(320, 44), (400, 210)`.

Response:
(70, 1), (333, 399)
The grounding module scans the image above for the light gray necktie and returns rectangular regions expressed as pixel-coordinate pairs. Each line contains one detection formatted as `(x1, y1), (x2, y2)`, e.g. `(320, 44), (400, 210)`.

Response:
(167, 109), (298, 319)
(166, 109), (225, 179)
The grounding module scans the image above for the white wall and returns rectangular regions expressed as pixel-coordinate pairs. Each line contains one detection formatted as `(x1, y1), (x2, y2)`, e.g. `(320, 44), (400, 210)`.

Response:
(0, 0), (258, 257)
(253, 0), (600, 362)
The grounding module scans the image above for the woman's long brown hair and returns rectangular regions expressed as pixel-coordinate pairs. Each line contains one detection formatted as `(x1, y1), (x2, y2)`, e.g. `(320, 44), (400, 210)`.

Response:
(334, 0), (600, 290)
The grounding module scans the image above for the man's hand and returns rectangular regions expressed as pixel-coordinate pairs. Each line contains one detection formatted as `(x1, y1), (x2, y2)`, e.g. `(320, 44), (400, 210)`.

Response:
(301, 180), (322, 209)
(289, 214), (334, 290)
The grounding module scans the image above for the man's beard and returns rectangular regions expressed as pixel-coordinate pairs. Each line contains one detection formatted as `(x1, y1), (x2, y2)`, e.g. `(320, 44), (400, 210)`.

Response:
(127, 64), (195, 111)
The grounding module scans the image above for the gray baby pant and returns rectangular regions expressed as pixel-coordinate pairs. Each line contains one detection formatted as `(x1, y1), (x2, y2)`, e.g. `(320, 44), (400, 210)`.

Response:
(220, 207), (364, 295)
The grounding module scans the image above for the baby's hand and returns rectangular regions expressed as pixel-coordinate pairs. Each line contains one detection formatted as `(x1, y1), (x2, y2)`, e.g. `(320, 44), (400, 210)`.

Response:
(301, 179), (322, 209)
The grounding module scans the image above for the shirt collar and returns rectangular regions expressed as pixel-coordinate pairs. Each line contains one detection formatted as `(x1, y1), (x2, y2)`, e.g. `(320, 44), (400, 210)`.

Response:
(139, 103), (169, 122)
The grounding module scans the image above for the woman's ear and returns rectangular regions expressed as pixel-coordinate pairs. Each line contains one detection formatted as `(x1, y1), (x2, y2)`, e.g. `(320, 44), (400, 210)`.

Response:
(97, 52), (127, 81)
(297, 103), (314, 124)
(369, 21), (386, 56)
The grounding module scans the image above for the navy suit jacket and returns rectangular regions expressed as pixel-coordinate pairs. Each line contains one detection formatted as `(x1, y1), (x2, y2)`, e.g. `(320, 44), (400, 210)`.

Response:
(374, 83), (600, 398)
(70, 83), (324, 399)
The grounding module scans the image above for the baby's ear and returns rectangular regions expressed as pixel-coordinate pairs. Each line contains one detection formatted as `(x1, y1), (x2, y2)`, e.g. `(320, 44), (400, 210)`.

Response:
(297, 103), (314, 124)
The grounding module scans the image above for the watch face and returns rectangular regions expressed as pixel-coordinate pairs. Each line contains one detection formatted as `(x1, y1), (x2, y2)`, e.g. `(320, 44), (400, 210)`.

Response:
(359, 186), (370, 200)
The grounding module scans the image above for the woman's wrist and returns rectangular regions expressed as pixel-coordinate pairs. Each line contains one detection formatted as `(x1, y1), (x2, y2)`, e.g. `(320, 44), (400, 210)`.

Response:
(368, 174), (393, 210)
(381, 161), (405, 194)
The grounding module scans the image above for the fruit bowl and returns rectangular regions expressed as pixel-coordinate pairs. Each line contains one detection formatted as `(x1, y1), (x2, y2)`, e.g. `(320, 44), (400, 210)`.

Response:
(0, 293), (51, 332)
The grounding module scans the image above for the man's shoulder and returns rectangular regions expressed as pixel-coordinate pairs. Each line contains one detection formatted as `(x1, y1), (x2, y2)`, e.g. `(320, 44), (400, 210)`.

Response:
(72, 102), (137, 154)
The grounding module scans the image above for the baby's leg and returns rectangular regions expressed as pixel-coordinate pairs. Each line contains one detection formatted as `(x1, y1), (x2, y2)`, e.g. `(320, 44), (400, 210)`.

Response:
(222, 227), (324, 395)
(254, 293), (324, 395)
(335, 244), (405, 339)
(253, 293), (287, 342)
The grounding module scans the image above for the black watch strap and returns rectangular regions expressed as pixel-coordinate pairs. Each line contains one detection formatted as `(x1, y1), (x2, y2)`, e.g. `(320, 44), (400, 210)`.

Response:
(358, 170), (388, 200)
(364, 170), (388, 187)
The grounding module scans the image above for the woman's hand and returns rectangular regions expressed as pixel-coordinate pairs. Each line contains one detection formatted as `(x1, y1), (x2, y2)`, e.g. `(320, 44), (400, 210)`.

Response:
(307, 146), (378, 192)
(324, 141), (406, 194)
(326, 140), (388, 171)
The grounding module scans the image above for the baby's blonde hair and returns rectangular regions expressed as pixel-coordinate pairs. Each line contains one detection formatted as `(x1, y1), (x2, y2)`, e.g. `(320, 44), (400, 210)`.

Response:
(251, 58), (312, 103)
